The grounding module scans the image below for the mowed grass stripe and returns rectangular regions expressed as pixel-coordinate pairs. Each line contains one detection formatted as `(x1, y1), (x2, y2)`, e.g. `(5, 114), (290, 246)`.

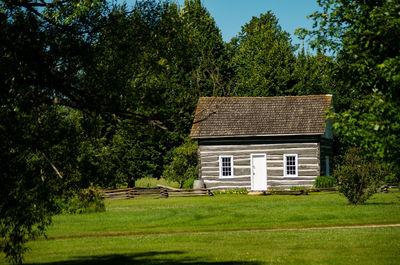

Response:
(20, 227), (400, 265)
(43, 223), (400, 241)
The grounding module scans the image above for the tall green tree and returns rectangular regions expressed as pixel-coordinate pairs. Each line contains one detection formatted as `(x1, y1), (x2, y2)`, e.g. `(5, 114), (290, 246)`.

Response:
(298, 0), (400, 177)
(181, 0), (230, 96)
(0, 0), (230, 261)
(297, 0), (400, 105)
(0, 1), (108, 263)
(229, 11), (333, 97)
(230, 11), (297, 96)
(292, 48), (335, 96)
(79, 0), (230, 188)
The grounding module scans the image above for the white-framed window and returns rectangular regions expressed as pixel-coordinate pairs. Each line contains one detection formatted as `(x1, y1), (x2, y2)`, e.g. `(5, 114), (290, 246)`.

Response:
(284, 154), (298, 177)
(219, 155), (234, 178)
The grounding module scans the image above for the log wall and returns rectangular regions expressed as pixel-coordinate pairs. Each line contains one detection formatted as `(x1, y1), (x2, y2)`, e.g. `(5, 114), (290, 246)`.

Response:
(199, 142), (321, 190)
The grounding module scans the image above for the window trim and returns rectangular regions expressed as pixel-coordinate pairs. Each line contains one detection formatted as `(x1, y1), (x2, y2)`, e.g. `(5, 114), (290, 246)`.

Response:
(284, 154), (298, 177)
(219, 155), (234, 179)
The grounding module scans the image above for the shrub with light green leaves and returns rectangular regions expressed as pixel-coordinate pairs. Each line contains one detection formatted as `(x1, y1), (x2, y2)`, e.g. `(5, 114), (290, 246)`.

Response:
(58, 186), (105, 214)
(335, 147), (386, 205)
(163, 137), (198, 188)
(314, 175), (336, 188)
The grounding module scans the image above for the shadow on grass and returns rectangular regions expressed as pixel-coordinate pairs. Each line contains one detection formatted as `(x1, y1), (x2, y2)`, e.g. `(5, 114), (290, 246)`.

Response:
(24, 251), (262, 265)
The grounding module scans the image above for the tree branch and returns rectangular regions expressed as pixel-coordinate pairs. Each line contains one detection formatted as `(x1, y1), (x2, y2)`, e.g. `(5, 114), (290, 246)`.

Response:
(41, 152), (63, 179)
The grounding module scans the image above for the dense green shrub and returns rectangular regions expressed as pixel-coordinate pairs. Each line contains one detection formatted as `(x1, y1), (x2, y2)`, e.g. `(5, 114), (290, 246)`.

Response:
(335, 147), (386, 205)
(383, 173), (398, 184)
(314, 176), (337, 188)
(58, 186), (105, 214)
(182, 178), (196, 189)
(163, 137), (198, 188)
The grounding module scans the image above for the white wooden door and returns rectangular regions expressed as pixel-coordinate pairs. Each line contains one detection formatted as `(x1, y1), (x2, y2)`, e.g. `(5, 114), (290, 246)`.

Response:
(251, 154), (267, 190)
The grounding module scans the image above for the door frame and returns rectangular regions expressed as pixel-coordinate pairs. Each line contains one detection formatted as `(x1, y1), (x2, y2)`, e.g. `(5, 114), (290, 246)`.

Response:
(250, 153), (267, 190)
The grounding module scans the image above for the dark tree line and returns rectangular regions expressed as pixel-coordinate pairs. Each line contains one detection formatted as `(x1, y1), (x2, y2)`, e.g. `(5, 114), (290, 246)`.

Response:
(1, 0), (399, 263)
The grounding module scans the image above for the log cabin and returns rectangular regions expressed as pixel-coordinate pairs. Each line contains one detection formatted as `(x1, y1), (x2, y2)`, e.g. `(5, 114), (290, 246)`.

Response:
(190, 95), (333, 190)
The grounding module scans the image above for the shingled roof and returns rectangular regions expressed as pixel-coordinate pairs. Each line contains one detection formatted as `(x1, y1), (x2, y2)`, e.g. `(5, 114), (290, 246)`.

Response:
(190, 95), (332, 138)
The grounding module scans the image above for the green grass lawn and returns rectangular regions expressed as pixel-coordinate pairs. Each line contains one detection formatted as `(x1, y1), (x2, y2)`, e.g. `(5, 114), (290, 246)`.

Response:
(2, 193), (400, 264)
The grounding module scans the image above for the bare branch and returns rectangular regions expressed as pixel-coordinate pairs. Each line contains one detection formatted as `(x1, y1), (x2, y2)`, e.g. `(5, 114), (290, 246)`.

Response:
(41, 152), (63, 179)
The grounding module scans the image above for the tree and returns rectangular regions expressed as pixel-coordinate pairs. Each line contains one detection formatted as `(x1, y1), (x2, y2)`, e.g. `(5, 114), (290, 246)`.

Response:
(298, 0), (400, 178)
(228, 11), (334, 97)
(79, 0), (230, 188)
(291, 48), (335, 96)
(0, 0), (230, 262)
(230, 11), (297, 96)
(329, 92), (400, 179)
(0, 1), (108, 263)
(297, 0), (400, 105)
(181, 0), (231, 96)
(163, 137), (198, 188)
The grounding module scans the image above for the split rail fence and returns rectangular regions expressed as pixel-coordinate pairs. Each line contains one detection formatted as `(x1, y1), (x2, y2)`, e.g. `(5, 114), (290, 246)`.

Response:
(102, 187), (213, 200)
(102, 183), (399, 200)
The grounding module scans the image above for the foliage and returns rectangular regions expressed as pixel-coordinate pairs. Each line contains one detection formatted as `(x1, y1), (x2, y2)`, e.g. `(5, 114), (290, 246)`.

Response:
(298, 0), (400, 178)
(290, 186), (307, 191)
(135, 177), (180, 189)
(78, 0), (229, 188)
(212, 188), (248, 195)
(181, 0), (230, 96)
(330, 92), (400, 179)
(229, 11), (333, 97)
(0, 0), (108, 263)
(292, 48), (335, 96)
(0, 105), (87, 264)
(296, 0), (400, 59)
(57, 186), (105, 214)
(109, 124), (165, 187)
(182, 177), (196, 189)
(1, 0), (231, 260)
(163, 138), (198, 188)
(230, 11), (297, 96)
(383, 174), (398, 185)
(314, 175), (337, 188)
(335, 147), (386, 205)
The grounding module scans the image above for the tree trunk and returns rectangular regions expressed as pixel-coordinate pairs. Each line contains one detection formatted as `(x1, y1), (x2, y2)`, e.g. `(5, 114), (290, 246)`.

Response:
(128, 179), (135, 188)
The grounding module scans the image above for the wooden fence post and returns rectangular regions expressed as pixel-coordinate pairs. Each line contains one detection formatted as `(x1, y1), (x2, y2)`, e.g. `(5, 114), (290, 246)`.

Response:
(129, 188), (135, 199)
(160, 188), (169, 198)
